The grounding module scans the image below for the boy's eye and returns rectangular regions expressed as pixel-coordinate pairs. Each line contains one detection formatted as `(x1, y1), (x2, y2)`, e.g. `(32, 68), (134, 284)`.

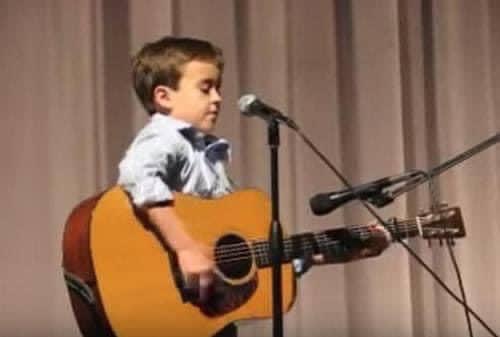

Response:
(200, 83), (212, 93)
(199, 79), (221, 94)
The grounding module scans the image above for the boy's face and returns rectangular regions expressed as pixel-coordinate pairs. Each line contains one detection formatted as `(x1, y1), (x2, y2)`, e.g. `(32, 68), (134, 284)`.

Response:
(156, 60), (222, 133)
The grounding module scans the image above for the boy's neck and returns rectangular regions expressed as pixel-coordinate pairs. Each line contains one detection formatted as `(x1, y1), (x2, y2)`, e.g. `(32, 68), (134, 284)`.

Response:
(153, 112), (208, 135)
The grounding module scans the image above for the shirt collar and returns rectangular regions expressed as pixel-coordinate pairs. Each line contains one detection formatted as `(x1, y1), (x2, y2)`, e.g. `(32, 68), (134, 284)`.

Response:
(152, 113), (205, 141)
(152, 113), (231, 160)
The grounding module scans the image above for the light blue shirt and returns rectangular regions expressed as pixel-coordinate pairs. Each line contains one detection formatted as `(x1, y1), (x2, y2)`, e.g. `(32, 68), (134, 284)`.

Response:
(118, 113), (233, 207)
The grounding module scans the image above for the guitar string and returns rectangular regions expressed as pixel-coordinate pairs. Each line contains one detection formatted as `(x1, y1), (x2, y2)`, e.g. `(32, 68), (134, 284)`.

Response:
(214, 226), (419, 260)
(213, 222), (456, 263)
(215, 242), (339, 265)
(213, 217), (438, 253)
(214, 237), (377, 265)
(214, 229), (416, 265)
(213, 221), (426, 257)
(213, 220), (416, 252)
(215, 235), (361, 261)
(216, 234), (407, 265)
(216, 214), (450, 252)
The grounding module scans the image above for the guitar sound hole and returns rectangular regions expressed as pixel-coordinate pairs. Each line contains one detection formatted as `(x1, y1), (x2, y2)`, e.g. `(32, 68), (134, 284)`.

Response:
(215, 234), (253, 280)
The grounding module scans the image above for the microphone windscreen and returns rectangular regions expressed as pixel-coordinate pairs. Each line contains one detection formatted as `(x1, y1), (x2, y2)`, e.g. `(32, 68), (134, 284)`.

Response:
(309, 194), (334, 216)
(238, 94), (257, 115)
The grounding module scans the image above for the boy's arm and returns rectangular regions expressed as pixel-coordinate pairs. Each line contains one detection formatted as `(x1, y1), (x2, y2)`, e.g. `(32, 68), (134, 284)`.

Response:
(145, 205), (214, 302)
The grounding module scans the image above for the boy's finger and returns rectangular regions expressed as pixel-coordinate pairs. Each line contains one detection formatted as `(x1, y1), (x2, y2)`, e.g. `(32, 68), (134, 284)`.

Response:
(199, 272), (214, 303)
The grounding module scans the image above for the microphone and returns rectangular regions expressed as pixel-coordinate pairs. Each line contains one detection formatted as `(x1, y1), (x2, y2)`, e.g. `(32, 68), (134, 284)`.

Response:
(310, 170), (423, 215)
(238, 94), (297, 129)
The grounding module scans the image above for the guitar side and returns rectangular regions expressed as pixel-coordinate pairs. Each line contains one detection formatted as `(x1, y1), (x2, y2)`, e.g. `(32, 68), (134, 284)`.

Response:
(63, 187), (296, 337)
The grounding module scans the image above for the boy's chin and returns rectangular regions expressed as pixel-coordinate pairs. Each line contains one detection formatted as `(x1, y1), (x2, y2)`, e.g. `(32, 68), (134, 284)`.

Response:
(196, 125), (215, 134)
(197, 121), (217, 133)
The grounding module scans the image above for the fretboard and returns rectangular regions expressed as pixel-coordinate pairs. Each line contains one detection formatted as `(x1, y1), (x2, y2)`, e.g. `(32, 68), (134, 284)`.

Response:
(250, 220), (422, 268)
(251, 229), (351, 268)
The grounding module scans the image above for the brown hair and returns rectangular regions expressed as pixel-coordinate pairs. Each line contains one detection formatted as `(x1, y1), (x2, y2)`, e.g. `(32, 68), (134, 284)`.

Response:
(132, 36), (224, 114)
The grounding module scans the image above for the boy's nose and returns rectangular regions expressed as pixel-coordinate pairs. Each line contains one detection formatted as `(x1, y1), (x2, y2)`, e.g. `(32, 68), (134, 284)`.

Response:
(210, 88), (222, 103)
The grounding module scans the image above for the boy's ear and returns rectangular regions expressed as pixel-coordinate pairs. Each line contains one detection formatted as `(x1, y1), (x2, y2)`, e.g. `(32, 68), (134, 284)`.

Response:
(153, 85), (174, 111)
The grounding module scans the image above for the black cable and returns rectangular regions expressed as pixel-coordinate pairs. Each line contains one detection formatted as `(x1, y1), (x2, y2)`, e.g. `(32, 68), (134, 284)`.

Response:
(425, 172), (474, 337)
(398, 238), (494, 336)
(290, 125), (498, 337)
(446, 238), (474, 337)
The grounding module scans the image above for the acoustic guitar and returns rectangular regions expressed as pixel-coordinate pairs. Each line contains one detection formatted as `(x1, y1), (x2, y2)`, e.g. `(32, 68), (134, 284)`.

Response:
(62, 187), (465, 337)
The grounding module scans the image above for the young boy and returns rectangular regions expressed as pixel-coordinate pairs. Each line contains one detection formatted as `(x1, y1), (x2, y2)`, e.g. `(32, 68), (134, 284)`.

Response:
(118, 36), (237, 337)
(118, 36), (391, 337)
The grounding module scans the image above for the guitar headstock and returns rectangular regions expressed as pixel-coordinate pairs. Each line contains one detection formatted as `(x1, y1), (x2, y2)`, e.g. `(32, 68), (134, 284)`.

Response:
(416, 206), (466, 239)
(388, 205), (466, 241)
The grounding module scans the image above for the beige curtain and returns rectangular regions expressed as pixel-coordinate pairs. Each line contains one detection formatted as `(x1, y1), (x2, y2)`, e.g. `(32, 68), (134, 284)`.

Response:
(1, 0), (499, 336)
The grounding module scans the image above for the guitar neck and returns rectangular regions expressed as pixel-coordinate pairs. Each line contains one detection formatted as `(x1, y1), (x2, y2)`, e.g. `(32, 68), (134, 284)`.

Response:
(251, 219), (424, 268)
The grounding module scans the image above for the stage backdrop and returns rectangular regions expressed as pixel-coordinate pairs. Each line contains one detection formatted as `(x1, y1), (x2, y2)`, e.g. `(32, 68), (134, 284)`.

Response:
(1, 0), (500, 336)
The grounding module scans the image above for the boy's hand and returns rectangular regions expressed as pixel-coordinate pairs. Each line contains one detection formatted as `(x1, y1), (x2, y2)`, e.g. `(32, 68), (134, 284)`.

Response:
(312, 223), (392, 265)
(353, 223), (392, 259)
(144, 205), (216, 303)
(177, 243), (215, 303)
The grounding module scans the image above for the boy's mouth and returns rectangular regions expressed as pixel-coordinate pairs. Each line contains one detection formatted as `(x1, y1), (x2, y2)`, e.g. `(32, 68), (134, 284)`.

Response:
(206, 112), (218, 122)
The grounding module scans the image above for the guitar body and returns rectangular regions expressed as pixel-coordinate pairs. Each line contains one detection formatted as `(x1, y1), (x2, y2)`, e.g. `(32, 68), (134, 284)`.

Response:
(63, 187), (296, 337)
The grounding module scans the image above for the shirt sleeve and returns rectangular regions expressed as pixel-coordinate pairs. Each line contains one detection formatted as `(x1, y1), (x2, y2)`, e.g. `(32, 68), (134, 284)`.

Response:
(117, 130), (181, 207)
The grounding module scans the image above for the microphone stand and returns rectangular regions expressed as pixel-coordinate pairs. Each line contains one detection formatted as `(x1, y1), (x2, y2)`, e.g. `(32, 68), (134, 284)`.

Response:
(386, 132), (500, 200)
(240, 94), (500, 337)
(268, 119), (284, 337)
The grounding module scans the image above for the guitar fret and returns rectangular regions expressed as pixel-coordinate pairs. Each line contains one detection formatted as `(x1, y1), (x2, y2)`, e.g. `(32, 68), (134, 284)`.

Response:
(257, 242), (268, 266)
(252, 239), (297, 268)
(314, 232), (324, 255)
(317, 230), (346, 262)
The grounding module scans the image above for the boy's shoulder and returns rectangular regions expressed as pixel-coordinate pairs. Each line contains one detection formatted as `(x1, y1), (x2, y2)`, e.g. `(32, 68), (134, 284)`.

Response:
(129, 113), (191, 151)
(147, 113), (191, 133)
(139, 113), (190, 138)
